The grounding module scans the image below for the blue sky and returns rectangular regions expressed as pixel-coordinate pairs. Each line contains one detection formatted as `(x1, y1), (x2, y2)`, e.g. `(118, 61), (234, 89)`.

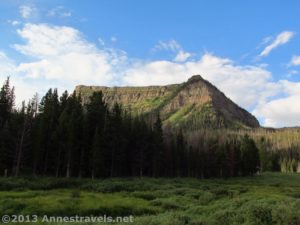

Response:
(1, 0), (300, 127)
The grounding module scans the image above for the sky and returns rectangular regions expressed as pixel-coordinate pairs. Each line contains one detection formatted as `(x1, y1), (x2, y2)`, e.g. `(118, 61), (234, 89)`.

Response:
(1, 0), (300, 128)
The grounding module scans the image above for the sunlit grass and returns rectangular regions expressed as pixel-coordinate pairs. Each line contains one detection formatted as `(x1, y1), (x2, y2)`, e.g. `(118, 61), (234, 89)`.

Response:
(0, 173), (299, 225)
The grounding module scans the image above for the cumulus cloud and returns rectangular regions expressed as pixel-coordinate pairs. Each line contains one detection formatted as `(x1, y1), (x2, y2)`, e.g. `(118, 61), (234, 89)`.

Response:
(1, 23), (127, 103)
(14, 24), (95, 58)
(290, 55), (300, 66)
(252, 80), (300, 127)
(19, 5), (36, 19)
(254, 95), (300, 127)
(14, 24), (127, 85)
(260, 31), (294, 57)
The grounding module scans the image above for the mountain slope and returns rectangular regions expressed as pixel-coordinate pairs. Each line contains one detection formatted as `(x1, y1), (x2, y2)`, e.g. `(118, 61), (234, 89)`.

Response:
(75, 75), (259, 129)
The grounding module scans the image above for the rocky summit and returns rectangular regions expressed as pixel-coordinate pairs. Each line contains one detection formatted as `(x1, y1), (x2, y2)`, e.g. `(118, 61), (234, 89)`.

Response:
(75, 75), (259, 130)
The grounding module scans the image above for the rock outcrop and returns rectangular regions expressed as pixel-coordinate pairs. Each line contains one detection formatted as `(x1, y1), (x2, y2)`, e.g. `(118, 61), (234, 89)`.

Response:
(75, 75), (259, 129)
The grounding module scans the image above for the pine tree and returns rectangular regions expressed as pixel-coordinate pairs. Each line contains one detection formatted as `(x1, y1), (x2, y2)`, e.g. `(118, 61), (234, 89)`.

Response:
(240, 135), (260, 175)
(106, 103), (124, 177)
(176, 129), (187, 177)
(34, 88), (60, 175)
(84, 91), (107, 177)
(65, 93), (83, 178)
(152, 114), (164, 177)
(0, 77), (15, 176)
(13, 100), (36, 176)
(0, 77), (15, 128)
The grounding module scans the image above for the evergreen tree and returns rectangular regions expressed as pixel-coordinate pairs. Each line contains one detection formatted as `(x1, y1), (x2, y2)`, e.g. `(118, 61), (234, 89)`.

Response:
(152, 114), (164, 177)
(13, 100), (36, 176)
(176, 129), (188, 176)
(240, 135), (260, 175)
(106, 103), (124, 177)
(34, 88), (60, 175)
(0, 77), (15, 176)
(0, 77), (15, 128)
(84, 91), (107, 177)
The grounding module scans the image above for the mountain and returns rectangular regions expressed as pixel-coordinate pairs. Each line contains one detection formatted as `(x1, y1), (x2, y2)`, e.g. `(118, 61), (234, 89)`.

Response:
(75, 75), (259, 130)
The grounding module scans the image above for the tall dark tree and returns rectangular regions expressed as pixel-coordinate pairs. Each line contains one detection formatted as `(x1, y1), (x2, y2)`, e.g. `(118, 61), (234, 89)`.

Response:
(0, 77), (15, 128)
(106, 103), (124, 177)
(33, 88), (60, 175)
(131, 116), (151, 177)
(176, 129), (188, 177)
(0, 77), (15, 176)
(240, 135), (260, 175)
(84, 91), (107, 178)
(152, 114), (164, 177)
(13, 100), (36, 176)
(65, 93), (83, 178)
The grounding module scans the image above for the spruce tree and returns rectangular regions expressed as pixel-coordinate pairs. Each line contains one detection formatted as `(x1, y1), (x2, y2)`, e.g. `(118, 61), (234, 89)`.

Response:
(84, 91), (107, 177)
(153, 114), (164, 177)
(240, 135), (260, 175)
(0, 77), (15, 176)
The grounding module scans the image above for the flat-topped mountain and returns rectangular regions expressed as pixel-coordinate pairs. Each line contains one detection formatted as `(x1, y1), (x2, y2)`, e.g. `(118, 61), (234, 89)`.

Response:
(75, 75), (259, 129)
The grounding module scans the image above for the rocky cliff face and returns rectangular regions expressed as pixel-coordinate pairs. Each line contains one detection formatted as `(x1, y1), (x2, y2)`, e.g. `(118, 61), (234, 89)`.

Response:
(75, 75), (259, 129)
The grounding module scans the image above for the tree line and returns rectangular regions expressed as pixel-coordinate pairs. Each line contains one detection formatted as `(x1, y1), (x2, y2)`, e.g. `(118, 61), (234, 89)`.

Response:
(0, 77), (265, 178)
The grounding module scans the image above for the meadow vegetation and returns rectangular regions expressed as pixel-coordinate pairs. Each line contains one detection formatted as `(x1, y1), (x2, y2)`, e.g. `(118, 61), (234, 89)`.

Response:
(0, 173), (299, 225)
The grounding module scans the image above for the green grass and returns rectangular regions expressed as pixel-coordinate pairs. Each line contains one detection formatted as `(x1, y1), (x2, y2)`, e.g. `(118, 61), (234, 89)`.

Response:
(166, 104), (196, 125)
(0, 173), (299, 225)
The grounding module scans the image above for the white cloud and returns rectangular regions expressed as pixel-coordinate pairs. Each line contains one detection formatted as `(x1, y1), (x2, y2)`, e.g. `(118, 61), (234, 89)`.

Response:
(0, 52), (40, 106)
(252, 80), (300, 127)
(14, 24), (127, 84)
(260, 31), (294, 57)
(174, 50), (192, 62)
(47, 6), (71, 17)
(111, 36), (117, 42)
(14, 23), (95, 58)
(286, 70), (298, 77)
(1, 23), (127, 104)
(98, 38), (105, 46)
(19, 5), (36, 19)
(7, 20), (21, 26)
(153, 40), (181, 52)
(254, 95), (300, 127)
(261, 36), (273, 45)
(290, 55), (300, 66)
(152, 40), (193, 62)
(0, 52), (15, 75)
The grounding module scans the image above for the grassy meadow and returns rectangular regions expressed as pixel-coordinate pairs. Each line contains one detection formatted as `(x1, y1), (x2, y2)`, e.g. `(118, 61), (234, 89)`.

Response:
(0, 173), (299, 225)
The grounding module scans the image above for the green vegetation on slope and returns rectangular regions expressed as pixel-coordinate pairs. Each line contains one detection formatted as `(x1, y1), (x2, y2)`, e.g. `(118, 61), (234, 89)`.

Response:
(0, 173), (300, 225)
(165, 103), (224, 129)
